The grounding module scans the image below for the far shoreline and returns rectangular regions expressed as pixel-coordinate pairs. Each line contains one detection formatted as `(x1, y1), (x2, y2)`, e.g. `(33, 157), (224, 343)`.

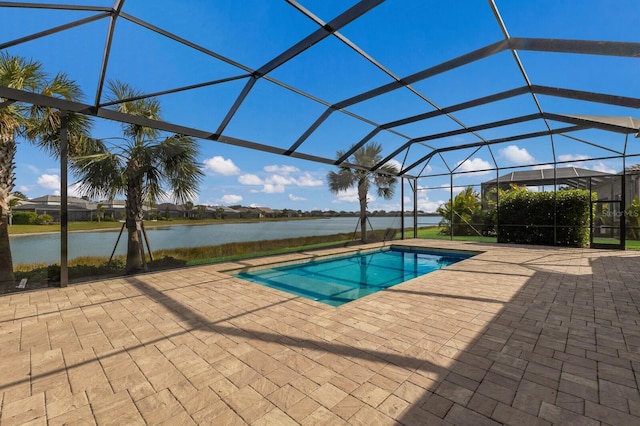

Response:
(8, 214), (440, 236)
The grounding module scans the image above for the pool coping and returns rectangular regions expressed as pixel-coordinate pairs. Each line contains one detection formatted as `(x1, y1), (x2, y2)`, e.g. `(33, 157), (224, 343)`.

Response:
(224, 243), (484, 276)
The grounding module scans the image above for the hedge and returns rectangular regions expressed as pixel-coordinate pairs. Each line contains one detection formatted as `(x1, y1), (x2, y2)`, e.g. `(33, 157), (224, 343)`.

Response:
(497, 189), (591, 247)
(12, 211), (38, 225)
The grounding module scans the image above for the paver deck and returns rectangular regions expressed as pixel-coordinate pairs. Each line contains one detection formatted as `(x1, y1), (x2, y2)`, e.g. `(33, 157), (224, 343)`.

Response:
(1, 240), (639, 425)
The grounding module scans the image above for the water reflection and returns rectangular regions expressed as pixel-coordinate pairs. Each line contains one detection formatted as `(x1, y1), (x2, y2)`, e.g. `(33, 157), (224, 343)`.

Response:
(10, 217), (439, 265)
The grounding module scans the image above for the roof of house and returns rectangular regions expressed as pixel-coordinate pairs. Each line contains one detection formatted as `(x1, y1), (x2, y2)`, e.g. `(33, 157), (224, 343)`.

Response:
(625, 163), (640, 174)
(28, 195), (97, 209)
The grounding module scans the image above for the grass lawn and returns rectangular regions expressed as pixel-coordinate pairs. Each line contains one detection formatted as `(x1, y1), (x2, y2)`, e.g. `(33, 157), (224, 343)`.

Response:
(414, 226), (497, 243)
(416, 226), (640, 249)
(628, 240), (640, 250)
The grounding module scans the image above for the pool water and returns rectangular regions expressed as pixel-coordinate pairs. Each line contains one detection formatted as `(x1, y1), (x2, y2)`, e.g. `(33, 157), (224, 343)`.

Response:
(234, 246), (474, 306)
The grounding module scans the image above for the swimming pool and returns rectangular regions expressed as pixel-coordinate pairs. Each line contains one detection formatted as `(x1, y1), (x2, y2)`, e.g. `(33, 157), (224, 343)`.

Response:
(234, 246), (475, 306)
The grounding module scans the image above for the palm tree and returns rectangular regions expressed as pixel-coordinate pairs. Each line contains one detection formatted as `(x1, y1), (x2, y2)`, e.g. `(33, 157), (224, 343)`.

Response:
(95, 202), (105, 222)
(183, 200), (194, 219)
(1, 52), (92, 290)
(7, 191), (27, 226)
(72, 81), (203, 273)
(327, 142), (398, 242)
(436, 186), (483, 236)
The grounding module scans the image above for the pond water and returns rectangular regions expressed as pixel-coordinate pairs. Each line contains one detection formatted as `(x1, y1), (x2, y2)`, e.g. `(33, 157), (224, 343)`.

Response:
(9, 216), (441, 265)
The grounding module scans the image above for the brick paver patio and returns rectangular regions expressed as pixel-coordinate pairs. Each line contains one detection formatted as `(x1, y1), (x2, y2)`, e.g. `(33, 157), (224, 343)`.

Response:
(1, 241), (639, 425)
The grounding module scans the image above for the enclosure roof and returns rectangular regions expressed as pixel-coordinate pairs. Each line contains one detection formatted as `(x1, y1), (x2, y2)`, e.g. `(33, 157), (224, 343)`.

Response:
(1, 1), (640, 179)
(484, 166), (613, 186)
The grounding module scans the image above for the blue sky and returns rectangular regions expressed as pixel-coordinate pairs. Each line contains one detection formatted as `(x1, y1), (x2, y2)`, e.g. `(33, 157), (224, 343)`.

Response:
(3, 0), (639, 212)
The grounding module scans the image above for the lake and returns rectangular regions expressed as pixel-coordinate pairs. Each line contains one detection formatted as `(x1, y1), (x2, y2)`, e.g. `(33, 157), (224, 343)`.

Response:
(9, 216), (441, 265)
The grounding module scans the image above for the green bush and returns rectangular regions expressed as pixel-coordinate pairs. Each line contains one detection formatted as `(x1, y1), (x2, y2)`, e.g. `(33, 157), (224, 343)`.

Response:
(626, 197), (640, 240)
(47, 264), (61, 282)
(437, 186), (493, 236)
(44, 259), (126, 284)
(147, 256), (187, 269)
(13, 211), (38, 224)
(92, 214), (116, 222)
(35, 214), (54, 225)
(498, 189), (591, 247)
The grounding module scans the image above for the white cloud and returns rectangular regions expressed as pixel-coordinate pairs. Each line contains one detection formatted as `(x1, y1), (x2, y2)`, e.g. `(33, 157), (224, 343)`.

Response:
(418, 198), (446, 213)
(455, 158), (492, 176)
(294, 172), (323, 187)
(203, 156), (241, 175)
(289, 193), (306, 201)
(558, 154), (589, 163)
(438, 184), (466, 196)
(240, 168), (323, 194)
(26, 165), (40, 174)
(261, 184), (285, 193)
(411, 192), (446, 213)
(264, 165), (299, 174)
(35, 176), (88, 198)
(499, 145), (535, 165)
(591, 162), (617, 174)
(557, 154), (617, 174)
(238, 174), (263, 185)
(17, 185), (31, 193)
(331, 187), (374, 204)
(381, 159), (402, 171)
(266, 174), (295, 186)
(37, 174), (61, 190)
(219, 194), (242, 204)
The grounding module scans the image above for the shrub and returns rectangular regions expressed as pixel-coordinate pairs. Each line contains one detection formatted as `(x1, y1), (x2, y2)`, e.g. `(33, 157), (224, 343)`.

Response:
(147, 256), (187, 269)
(437, 186), (491, 236)
(497, 189), (591, 247)
(12, 211), (37, 224)
(35, 214), (54, 225)
(47, 264), (61, 282)
(44, 259), (126, 284)
(626, 197), (640, 240)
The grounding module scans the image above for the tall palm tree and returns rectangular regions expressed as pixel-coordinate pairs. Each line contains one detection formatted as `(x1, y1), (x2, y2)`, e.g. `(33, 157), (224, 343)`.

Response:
(1, 52), (92, 290)
(72, 81), (203, 273)
(327, 142), (398, 242)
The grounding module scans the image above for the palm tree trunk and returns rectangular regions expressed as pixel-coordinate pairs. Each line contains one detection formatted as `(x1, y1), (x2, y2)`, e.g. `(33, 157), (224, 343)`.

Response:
(125, 181), (145, 273)
(358, 178), (368, 242)
(0, 138), (16, 290)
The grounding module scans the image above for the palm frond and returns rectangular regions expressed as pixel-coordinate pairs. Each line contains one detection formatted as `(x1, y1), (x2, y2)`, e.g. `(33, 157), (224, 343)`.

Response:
(153, 134), (203, 203)
(352, 142), (383, 168)
(43, 72), (84, 101)
(107, 80), (160, 141)
(0, 52), (45, 91)
(327, 168), (357, 193)
(25, 111), (94, 157)
(0, 107), (21, 139)
(72, 151), (126, 200)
